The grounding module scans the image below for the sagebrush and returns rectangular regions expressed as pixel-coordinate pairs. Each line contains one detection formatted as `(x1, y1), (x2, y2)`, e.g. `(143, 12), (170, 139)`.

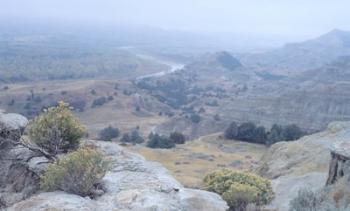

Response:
(204, 169), (274, 211)
(41, 148), (110, 197)
(28, 101), (85, 155)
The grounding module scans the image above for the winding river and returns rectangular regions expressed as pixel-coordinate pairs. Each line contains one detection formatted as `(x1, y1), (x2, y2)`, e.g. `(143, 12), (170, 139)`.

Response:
(135, 54), (185, 81)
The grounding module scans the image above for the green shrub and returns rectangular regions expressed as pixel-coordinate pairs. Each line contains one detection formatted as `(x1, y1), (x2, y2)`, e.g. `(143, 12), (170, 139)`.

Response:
(237, 122), (257, 141)
(90, 89), (97, 95)
(289, 184), (350, 211)
(120, 133), (131, 143)
(28, 102), (85, 155)
(289, 188), (326, 211)
(190, 113), (201, 123)
(121, 130), (144, 144)
(224, 122), (238, 139)
(283, 124), (304, 141)
(146, 133), (175, 149)
(41, 148), (110, 197)
(253, 126), (267, 144)
(169, 131), (186, 144)
(107, 96), (114, 101)
(203, 169), (274, 211)
(130, 130), (144, 144)
(225, 121), (304, 146)
(91, 96), (107, 108)
(266, 124), (284, 145)
(135, 105), (141, 111)
(99, 126), (120, 141)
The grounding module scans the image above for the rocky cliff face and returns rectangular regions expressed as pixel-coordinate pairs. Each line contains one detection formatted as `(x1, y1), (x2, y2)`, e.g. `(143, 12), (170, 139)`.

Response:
(258, 121), (350, 211)
(0, 112), (51, 209)
(6, 140), (228, 211)
(326, 141), (350, 185)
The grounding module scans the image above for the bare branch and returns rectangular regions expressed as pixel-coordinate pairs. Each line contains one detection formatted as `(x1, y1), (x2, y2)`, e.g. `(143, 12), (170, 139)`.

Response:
(6, 137), (56, 162)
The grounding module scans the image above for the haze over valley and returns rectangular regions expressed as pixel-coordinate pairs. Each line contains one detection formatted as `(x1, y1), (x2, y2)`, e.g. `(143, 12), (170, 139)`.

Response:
(1, 1), (350, 211)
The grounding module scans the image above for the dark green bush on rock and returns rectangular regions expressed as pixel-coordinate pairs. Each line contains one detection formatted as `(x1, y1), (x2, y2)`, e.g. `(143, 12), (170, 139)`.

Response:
(28, 102), (86, 155)
(41, 148), (110, 197)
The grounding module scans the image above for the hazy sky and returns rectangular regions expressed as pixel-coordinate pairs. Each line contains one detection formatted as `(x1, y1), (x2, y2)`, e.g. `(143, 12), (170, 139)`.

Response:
(1, 0), (350, 42)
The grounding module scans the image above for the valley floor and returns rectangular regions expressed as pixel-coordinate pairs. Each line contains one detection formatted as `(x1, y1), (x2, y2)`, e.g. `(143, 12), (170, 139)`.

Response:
(129, 133), (267, 188)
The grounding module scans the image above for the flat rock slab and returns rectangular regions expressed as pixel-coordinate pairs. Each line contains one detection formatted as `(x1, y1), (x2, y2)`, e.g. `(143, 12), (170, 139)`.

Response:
(8, 140), (228, 211)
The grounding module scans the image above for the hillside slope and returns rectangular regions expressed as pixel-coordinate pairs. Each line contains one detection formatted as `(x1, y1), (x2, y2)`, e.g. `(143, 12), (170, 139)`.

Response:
(258, 121), (350, 210)
(130, 133), (267, 188)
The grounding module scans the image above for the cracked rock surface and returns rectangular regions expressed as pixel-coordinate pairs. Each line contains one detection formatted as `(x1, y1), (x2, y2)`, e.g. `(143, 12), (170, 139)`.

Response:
(8, 140), (228, 211)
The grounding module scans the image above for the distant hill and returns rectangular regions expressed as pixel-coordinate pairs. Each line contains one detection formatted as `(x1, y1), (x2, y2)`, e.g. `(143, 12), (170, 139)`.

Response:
(187, 51), (242, 69)
(182, 51), (250, 82)
(241, 29), (350, 75)
(213, 51), (243, 70)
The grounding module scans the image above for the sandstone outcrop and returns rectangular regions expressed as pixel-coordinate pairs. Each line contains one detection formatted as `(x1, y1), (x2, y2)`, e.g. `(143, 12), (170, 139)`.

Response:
(8, 140), (228, 211)
(258, 121), (350, 211)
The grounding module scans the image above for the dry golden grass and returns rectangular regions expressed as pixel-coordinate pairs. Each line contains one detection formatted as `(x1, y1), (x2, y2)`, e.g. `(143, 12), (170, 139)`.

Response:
(129, 133), (268, 188)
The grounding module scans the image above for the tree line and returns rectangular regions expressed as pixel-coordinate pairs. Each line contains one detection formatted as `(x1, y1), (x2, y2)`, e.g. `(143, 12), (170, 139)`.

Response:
(224, 121), (305, 145)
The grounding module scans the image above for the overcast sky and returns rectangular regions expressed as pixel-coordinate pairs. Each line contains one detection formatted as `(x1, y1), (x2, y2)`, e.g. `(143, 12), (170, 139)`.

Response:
(1, 0), (350, 43)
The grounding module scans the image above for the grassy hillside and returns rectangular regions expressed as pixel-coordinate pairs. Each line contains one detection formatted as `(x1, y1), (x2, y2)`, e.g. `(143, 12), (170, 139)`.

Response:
(0, 79), (173, 137)
(129, 133), (267, 188)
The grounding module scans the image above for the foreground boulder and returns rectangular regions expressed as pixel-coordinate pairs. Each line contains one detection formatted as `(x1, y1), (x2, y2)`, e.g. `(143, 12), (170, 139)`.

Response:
(0, 112), (28, 146)
(8, 140), (228, 211)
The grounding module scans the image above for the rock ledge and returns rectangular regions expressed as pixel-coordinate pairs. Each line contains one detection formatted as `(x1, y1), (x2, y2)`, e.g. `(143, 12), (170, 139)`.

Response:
(8, 140), (228, 211)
